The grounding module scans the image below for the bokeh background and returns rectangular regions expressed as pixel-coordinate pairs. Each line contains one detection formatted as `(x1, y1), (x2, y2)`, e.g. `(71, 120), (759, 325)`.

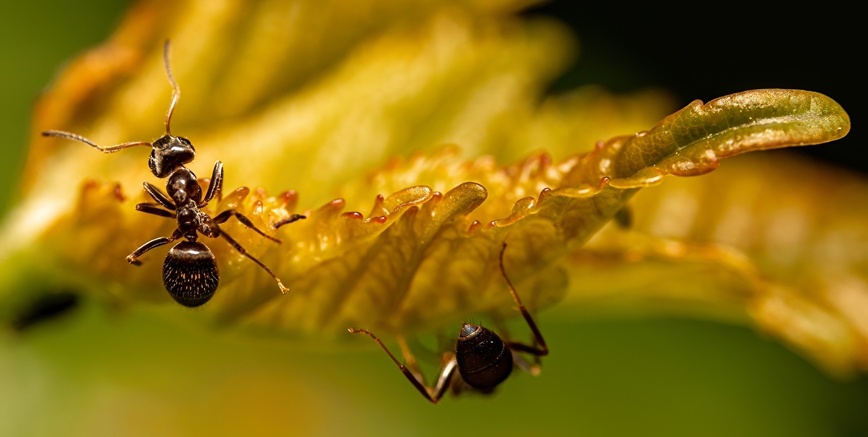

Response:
(1, 1), (865, 436)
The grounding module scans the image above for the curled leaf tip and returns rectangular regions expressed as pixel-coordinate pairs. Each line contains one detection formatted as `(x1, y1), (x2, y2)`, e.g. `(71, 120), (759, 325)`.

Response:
(555, 89), (851, 187)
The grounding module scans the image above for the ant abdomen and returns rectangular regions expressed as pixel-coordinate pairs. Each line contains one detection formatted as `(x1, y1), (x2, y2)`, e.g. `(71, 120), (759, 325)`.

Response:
(456, 323), (513, 389)
(162, 241), (219, 307)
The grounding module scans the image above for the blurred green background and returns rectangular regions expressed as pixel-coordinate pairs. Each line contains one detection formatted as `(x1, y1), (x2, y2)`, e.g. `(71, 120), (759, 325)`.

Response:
(1, 1), (865, 436)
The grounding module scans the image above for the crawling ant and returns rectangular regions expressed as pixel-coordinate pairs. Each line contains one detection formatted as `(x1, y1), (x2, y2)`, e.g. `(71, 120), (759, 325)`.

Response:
(42, 41), (305, 307)
(349, 243), (548, 403)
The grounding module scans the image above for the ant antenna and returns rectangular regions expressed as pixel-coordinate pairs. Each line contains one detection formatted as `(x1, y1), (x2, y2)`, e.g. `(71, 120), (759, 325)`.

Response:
(40, 40), (183, 151)
(39, 130), (152, 153)
(162, 39), (180, 135)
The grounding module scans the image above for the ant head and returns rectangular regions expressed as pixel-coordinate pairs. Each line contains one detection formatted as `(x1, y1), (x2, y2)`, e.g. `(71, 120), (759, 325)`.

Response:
(148, 135), (195, 178)
(163, 241), (218, 307)
(455, 323), (514, 389)
(40, 40), (191, 172)
(146, 40), (196, 178)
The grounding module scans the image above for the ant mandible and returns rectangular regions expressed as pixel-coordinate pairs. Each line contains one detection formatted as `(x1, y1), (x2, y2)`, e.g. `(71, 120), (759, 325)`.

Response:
(42, 40), (305, 307)
(348, 242), (549, 403)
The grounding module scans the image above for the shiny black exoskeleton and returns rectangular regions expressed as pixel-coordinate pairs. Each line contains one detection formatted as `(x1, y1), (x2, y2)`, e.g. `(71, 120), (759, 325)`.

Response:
(42, 40), (304, 307)
(349, 243), (548, 403)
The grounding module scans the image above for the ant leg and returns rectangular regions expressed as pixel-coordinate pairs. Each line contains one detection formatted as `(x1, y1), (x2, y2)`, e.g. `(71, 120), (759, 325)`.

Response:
(143, 182), (176, 210)
(489, 315), (544, 375)
(499, 243), (548, 357)
(213, 209), (282, 243)
(511, 351), (543, 377)
(41, 130), (152, 153)
(135, 203), (176, 219)
(274, 214), (306, 229)
(429, 355), (459, 401)
(217, 230), (288, 294)
(127, 236), (175, 265)
(348, 328), (457, 404)
(201, 161), (223, 205)
(396, 336), (425, 380)
(395, 334), (457, 398)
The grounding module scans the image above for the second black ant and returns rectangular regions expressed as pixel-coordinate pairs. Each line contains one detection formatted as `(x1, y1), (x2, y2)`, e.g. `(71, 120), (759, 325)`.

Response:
(349, 243), (549, 403)
(42, 41), (305, 307)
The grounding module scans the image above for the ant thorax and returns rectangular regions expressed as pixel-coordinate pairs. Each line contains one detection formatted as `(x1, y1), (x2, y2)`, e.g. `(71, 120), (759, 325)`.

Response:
(166, 167), (202, 205)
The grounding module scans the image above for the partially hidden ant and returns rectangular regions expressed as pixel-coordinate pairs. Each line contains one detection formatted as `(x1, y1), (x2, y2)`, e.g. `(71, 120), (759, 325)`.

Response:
(42, 40), (305, 307)
(348, 243), (549, 403)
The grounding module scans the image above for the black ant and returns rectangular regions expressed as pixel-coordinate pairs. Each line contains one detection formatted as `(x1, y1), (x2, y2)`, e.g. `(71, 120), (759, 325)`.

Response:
(348, 243), (548, 403)
(42, 41), (305, 307)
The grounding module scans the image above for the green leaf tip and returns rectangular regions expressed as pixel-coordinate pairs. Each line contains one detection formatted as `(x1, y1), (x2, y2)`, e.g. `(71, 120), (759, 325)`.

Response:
(610, 89), (850, 180)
